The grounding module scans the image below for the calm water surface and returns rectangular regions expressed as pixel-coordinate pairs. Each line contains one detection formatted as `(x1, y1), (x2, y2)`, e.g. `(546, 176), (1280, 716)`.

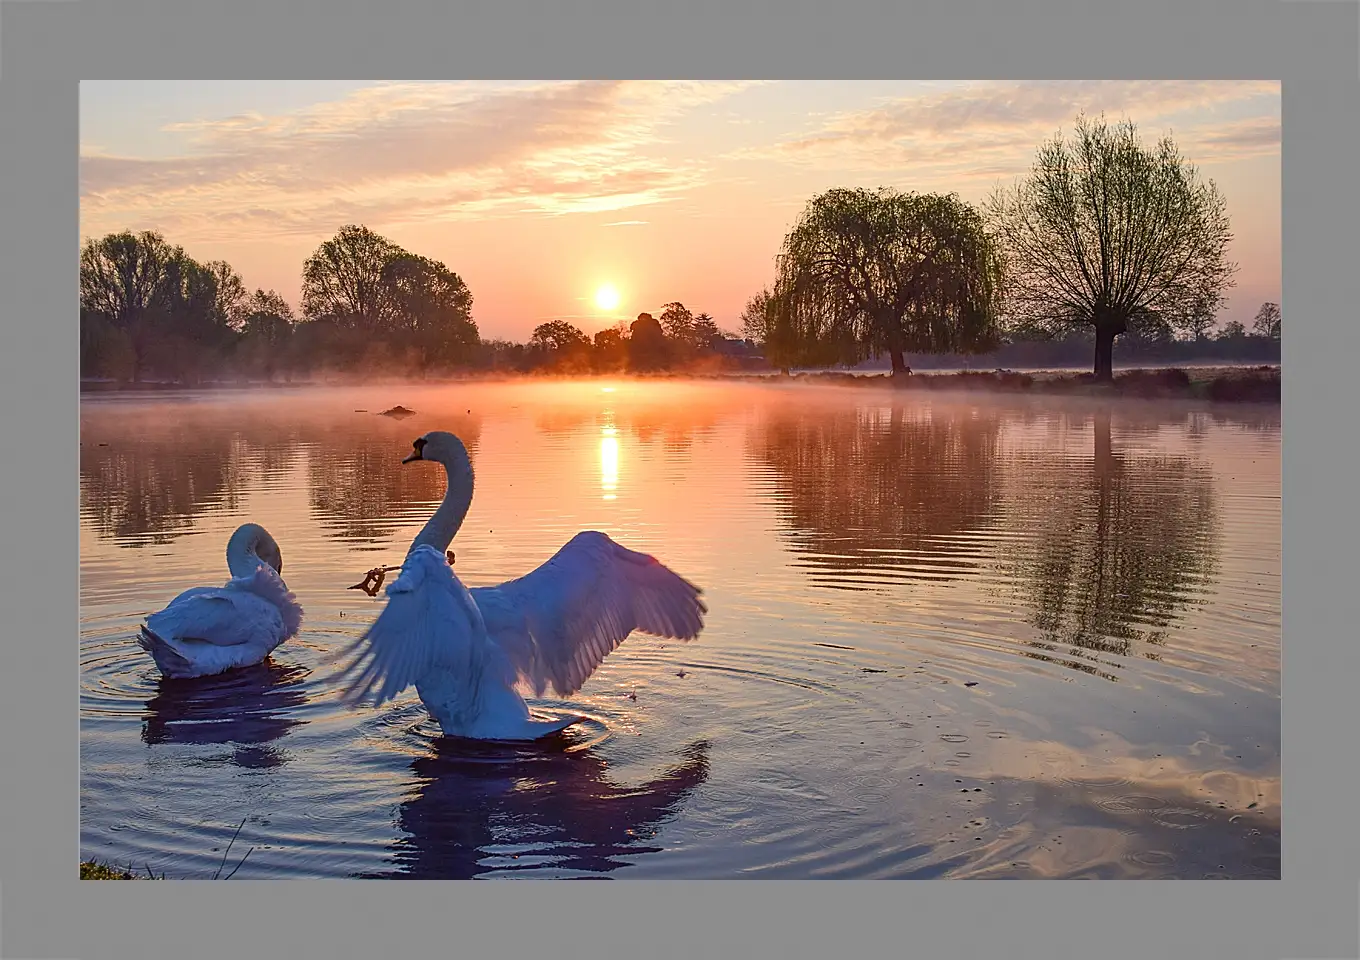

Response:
(79, 381), (1281, 879)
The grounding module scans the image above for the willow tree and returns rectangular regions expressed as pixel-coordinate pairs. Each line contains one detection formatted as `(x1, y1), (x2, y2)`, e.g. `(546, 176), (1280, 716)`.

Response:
(776, 188), (1005, 376)
(740, 284), (839, 375)
(986, 114), (1237, 380)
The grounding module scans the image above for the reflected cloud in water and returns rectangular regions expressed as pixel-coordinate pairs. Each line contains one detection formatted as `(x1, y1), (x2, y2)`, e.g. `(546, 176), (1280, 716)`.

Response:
(362, 738), (710, 879)
(951, 774), (1279, 879)
(141, 660), (311, 769)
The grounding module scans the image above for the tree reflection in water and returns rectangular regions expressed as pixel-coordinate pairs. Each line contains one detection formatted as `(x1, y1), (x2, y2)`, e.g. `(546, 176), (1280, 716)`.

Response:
(750, 403), (1003, 589)
(1006, 409), (1219, 675)
(305, 413), (482, 548)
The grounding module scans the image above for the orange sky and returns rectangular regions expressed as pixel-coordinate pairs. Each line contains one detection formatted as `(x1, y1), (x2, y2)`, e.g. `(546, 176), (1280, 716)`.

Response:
(80, 80), (1281, 341)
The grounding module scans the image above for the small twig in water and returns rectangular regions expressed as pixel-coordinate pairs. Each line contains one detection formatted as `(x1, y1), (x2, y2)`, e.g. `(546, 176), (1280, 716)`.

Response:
(213, 817), (247, 880)
(222, 846), (255, 880)
(348, 552), (455, 597)
(348, 566), (402, 597)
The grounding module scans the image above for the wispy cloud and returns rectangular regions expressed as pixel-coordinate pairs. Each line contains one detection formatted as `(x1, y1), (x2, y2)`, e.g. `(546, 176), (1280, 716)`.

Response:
(603, 220), (649, 227)
(80, 80), (756, 241)
(735, 80), (1280, 184)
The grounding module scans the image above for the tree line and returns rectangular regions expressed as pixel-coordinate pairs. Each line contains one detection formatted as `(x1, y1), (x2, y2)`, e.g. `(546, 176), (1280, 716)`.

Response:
(79, 224), (760, 383)
(81, 113), (1281, 385)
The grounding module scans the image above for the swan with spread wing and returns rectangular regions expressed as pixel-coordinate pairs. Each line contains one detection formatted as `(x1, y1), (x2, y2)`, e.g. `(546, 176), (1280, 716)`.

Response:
(335, 431), (707, 741)
(138, 523), (304, 679)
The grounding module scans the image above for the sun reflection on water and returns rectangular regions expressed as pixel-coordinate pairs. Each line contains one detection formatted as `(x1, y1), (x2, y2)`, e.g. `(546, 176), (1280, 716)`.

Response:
(600, 426), (619, 500)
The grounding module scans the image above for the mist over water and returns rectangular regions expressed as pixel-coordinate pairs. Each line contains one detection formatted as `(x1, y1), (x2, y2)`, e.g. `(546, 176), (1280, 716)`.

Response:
(79, 380), (1280, 879)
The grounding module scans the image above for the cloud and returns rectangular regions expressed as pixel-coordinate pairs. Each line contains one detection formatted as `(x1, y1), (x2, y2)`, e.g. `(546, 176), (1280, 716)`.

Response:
(603, 220), (649, 227)
(1183, 116), (1281, 160)
(735, 80), (1280, 186)
(80, 80), (756, 242)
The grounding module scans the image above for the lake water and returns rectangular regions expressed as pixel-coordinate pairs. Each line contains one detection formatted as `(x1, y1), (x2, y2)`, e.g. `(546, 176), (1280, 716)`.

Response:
(79, 380), (1281, 879)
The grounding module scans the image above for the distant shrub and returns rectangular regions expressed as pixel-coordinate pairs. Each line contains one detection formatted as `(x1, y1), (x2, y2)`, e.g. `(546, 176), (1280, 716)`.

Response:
(1207, 370), (1280, 403)
(1116, 368), (1193, 396)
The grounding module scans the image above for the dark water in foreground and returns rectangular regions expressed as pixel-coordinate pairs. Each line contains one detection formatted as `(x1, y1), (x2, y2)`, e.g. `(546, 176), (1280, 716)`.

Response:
(79, 381), (1280, 879)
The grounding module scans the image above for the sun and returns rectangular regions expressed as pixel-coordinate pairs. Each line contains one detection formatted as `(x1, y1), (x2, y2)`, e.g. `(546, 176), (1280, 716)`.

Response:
(594, 284), (621, 312)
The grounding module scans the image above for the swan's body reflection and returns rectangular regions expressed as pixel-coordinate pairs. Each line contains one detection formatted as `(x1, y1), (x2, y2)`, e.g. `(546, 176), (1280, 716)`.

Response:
(364, 738), (710, 878)
(140, 660), (309, 768)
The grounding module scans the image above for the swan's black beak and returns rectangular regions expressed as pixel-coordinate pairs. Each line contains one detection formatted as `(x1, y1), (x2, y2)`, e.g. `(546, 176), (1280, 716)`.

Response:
(402, 437), (427, 464)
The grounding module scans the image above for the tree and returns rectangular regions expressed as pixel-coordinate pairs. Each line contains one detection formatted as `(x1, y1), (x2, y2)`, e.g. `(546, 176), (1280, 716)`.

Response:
(79, 230), (182, 382)
(691, 312), (720, 350)
(238, 289), (296, 381)
(301, 225), (406, 332)
(658, 302), (694, 343)
(986, 114), (1237, 380)
(741, 286), (802, 375)
(1183, 303), (1217, 342)
(381, 253), (478, 370)
(777, 187), (1005, 376)
(628, 312), (669, 372)
(204, 260), (249, 331)
(1216, 319), (1247, 340)
(592, 327), (628, 372)
(530, 320), (589, 353)
(1253, 301), (1281, 340)
(530, 320), (590, 372)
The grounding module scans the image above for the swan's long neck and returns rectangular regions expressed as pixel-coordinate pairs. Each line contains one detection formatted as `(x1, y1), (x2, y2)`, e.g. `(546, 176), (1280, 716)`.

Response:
(409, 452), (474, 555)
(225, 524), (271, 579)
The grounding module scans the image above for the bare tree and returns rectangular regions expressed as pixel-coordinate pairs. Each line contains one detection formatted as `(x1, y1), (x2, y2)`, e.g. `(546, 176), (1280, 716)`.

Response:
(1252, 301), (1281, 340)
(986, 114), (1237, 380)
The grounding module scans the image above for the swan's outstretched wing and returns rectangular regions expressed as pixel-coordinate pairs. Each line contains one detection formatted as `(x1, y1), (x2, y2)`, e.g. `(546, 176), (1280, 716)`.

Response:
(336, 546), (482, 709)
(471, 531), (706, 698)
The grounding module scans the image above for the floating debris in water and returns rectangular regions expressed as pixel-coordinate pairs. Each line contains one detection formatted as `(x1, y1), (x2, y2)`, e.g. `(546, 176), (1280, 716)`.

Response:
(964, 681), (979, 687)
(378, 405), (416, 419)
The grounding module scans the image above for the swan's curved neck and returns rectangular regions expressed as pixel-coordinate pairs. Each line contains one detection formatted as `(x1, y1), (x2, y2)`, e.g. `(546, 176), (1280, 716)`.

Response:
(225, 525), (269, 579)
(409, 453), (474, 555)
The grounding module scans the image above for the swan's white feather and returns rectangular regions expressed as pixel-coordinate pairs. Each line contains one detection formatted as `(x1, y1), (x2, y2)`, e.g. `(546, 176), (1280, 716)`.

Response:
(472, 531), (706, 697)
(337, 545), (484, 709)
(139, 565), (303, 678)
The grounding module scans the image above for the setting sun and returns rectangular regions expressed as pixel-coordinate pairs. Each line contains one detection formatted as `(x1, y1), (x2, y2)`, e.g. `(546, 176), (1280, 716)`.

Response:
(594, 284), (621, 312)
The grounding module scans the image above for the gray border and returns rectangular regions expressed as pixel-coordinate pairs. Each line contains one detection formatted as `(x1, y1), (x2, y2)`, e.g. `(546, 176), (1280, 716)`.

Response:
(1, 0), (1353, 957)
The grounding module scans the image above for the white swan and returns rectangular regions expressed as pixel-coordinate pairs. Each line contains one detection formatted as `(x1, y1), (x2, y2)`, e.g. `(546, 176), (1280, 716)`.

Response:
(138, 523), (304, 680)
(336, 431), (707, 741)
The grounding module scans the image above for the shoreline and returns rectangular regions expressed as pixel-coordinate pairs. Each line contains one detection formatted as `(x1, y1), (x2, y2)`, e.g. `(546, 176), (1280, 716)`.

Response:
(80, 364), (1281, 405)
